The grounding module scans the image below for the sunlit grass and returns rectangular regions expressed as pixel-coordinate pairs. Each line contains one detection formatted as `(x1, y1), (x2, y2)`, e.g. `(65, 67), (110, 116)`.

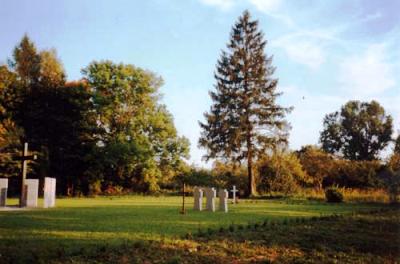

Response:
(0, 196), (390, 262)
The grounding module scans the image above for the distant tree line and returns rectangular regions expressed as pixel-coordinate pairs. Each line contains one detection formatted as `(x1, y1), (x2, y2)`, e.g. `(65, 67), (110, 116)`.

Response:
(0, 35), (189, 195)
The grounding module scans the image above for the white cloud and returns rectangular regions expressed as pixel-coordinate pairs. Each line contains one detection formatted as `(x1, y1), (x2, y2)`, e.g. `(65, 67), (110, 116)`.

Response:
(248, 0), (282, 13)
(339, 43), (396, 97)
(199, 0), (235, 10)
(281, 40), (325, 70)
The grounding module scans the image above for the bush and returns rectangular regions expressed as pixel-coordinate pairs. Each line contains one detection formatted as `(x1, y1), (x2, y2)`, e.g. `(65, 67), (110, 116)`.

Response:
(103, 185), (124, 195)
(88, 180), (102, 196)
(257, 151), (310, 195)
(325, 187), (343, 203)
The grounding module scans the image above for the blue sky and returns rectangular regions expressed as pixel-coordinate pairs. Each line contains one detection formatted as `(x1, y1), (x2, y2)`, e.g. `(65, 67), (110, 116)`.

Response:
(1, 0), (399, 166)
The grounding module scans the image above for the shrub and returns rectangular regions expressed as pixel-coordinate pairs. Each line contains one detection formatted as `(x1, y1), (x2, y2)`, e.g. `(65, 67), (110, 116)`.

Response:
(325, 187), (343, 203)
(379, 167), (400, 203)
(103, 185), (124, 195)
(257, 151), (310, 195)
(88, 180), (102, 196)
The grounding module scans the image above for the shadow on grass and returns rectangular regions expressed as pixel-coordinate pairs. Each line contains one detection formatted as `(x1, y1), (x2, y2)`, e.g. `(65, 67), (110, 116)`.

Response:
(195, 207), (400, 262)
(0, 201), (397, 263)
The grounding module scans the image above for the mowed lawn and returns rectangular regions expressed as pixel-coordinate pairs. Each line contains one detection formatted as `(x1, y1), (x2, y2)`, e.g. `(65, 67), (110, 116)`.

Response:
(0, 196), (393, 262)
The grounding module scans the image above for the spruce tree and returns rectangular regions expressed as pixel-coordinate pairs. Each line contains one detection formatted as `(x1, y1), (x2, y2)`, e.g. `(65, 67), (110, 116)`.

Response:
(199, 11), (291, 196)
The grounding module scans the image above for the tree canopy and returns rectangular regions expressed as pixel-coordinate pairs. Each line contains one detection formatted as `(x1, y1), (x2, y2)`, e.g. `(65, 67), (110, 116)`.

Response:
(320, 100), (393, 161)
(0, 36), (189, 195)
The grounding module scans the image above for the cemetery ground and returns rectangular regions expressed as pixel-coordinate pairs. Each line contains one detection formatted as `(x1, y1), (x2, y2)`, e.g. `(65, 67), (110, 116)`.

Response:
(0, 196), (399, 263)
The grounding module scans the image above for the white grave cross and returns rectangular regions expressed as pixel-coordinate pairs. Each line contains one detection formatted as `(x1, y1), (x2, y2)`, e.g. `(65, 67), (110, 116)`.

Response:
(230, 185), (238, 204)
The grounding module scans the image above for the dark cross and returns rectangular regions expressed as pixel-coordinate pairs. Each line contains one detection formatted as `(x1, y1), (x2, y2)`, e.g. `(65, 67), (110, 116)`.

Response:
(180, 182), (186, 215)
(14, 143), (37, 207)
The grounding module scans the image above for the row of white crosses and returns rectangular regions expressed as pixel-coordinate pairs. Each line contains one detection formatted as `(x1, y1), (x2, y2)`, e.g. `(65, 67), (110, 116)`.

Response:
(193, 185), (238, 213)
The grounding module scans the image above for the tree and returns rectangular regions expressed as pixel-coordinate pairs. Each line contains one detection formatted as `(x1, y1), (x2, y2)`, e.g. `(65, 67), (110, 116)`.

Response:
(39, 49), (65, 86)
(11, 34), (41, 86)
(297, 145), (335, 189)
(82, 61), (189, 192)
(395, 135), (400, 154)
(0, 66), (24, 178)
(199, 11), (291, 196)
(0, 119), (24, 178)
(320, 100), (393, 161)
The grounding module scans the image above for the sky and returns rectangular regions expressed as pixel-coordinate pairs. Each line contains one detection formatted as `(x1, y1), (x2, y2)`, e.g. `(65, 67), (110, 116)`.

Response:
(1, 0), (399, 166)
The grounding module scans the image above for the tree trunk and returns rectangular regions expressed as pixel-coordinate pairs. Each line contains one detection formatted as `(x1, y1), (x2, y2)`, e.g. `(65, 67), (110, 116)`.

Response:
(247, 135), (256, 197)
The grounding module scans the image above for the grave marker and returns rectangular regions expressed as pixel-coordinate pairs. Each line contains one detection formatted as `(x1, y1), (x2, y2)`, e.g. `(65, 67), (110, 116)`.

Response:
(0, 178), (8, 207)
(193, 187), (203, 211)
(230, 185), (238, 204)
(24, 179), (39, 207)
(14, 143), (37, 207)
(44, 177), (56, 208)
(204, 187), (216, 212)
(218, 189), (229, 212)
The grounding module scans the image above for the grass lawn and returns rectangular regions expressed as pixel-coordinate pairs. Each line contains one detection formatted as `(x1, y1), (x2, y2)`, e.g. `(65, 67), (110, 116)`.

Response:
(0, 196), (398, 263)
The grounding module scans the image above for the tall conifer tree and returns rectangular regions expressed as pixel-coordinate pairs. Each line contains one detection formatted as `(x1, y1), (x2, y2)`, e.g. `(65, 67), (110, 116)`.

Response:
(199, 11), (291, 196)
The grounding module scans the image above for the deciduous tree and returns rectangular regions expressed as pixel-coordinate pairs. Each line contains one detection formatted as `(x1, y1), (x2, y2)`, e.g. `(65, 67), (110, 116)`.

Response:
(320, 100), (393, 161)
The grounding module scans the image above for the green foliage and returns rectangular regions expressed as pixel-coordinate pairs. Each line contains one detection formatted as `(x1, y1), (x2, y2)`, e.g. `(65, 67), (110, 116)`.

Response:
(387, 170), (400, 203)
(379, 158), (400, 203)
(184, 162), (247, 193)
(387, 153), (400, 172)
(320, 100), (393, 161)
(82, 61), (189, 193)
(298, 145), (384, 189)
(184, 167), (214, 187)
(0, 65), (25, 178)
(257, 152), (310, 194)
(212, 161), (248, 191)
(199, 11), (291, 196)
(11, 34), (41, 85)
(395, 135), (400, 154)
(38, 49), (65, 86)
(325, 187), (344, 203)
(332, 159), (382, 188)
(0, 119), (24, 178)
(0, 36), (189, 195)
(297, 145), (335, 189)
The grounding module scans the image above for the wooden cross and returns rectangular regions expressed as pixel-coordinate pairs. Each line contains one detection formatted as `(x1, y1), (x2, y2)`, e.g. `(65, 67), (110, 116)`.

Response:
(14, 143), (37, 207)
(230, 185), (238, 204)
(180, 182), (186, 215)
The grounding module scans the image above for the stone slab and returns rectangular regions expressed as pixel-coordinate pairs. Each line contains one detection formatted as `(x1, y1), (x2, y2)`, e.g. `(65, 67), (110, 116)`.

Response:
(24, 179), (39, 208)
(218, 189), (228, 213)
(204, 187), (216, 212)
(0, 178), (8, 207)
(193, 187), (203, 211)
(43, 177), (56, 208)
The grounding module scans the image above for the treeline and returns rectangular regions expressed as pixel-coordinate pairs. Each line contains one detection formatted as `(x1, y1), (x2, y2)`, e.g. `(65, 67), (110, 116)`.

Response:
(0, 36), (189, 195)
(186, 145), (400, 200)
(189, 98), (400, 199)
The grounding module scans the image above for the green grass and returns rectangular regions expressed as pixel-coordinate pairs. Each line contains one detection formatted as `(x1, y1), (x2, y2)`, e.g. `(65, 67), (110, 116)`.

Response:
(0, 196), (395, 263)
